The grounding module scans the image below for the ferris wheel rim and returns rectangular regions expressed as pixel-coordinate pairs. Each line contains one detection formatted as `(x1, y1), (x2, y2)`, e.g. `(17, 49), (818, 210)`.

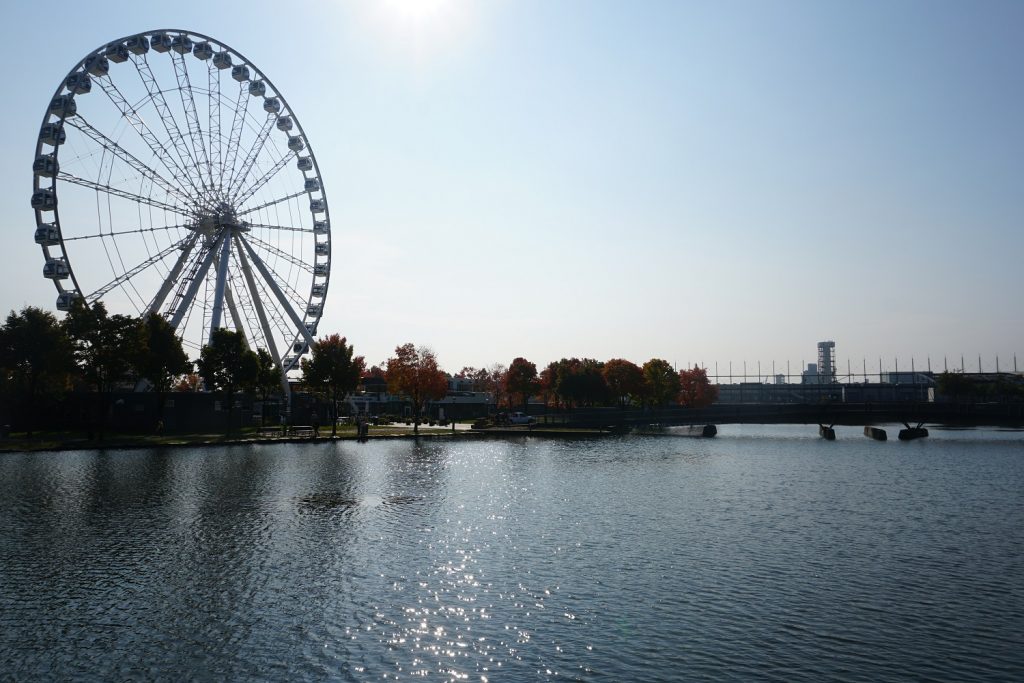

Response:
(32, 28), (332, 372)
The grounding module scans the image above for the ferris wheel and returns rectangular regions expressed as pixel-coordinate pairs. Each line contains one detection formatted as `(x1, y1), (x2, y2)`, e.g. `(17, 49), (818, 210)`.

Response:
(31, 29), (330, 376)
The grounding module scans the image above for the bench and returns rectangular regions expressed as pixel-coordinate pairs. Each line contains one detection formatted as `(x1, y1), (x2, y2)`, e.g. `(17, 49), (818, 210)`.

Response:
(257, 427), (283, 438)
(289, 426), (315, 438)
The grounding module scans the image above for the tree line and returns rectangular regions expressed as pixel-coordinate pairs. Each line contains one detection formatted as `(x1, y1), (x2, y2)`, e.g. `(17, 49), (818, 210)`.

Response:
(450, 357), (718, 413)
(2, 303), (716, 439)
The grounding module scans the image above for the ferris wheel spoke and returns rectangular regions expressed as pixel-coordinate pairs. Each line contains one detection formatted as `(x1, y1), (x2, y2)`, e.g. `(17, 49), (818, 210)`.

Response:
(57, 171), (189, 216)
(221, 81), (250, 197)
(233, 151), (296, 207)
(66, 115), (192, 208)
(62, 223), (189, 242)
(234, 234), (285, 370)
(148, 232), (201, 314)
(237, 235), (316, 349)
(208, 61), (223, 197)
(236, 190), (306, 216)
(246, 234), (314, 274)
(93, 74), (201, 200)
(85, 235), (193, 303)
(245, 222), (313, 234)
(130, 53), (206, 199)
(226, 115), (276, 197)
(171, 51), (214, 198)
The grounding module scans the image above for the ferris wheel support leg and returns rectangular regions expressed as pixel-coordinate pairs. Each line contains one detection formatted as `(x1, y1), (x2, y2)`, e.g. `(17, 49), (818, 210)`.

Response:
(238, 235), (317, 350)
(148, 232), (199, 316)
(233, 234), (289, 397)
(224, 282), (247, 344)
(208, 233), (233, 345)
(169, 236), (222, 330)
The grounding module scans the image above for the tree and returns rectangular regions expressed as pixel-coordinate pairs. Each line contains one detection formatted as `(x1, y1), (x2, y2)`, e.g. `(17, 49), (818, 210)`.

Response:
(602, 358), (645, 408)
(197, 328), (258, 436)
(486, 363), (508, 410)
(385, 343), (448, 434)
(642, 358), (680, 409)
(253, 348), (282, 426)
(134, 313), (191, 428)
(504, 357), (540, 413)
(678, 365), (719, 409)
(0, 307), (75, 435)
(936, 371), (973, 401)
(64, 300), (139, 440)
(174, 373), (202, 392)
(301, 335), (364, 437)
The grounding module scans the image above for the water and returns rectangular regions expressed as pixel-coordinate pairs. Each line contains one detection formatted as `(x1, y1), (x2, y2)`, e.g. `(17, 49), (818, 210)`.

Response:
(1, 425), (1022, 681)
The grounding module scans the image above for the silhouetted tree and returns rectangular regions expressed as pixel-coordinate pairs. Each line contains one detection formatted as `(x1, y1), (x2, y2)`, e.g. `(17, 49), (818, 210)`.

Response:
(0, 307), (75, 435)
(504, 357), (540, 412)
(301, 335), (364, 437)
(197, 329), (258, 436)
(253, 349), (282, 426)
(134, 313), (191, 429)
(386, 343), (448, 434)
(64, 300), (138, 440)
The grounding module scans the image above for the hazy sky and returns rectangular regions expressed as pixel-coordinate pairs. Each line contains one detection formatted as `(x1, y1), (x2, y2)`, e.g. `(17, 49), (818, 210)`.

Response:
(2, 0), (1021, 377)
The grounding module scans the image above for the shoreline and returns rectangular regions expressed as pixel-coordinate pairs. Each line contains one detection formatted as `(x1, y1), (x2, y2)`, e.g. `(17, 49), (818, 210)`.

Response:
(0, 426), (611, 454)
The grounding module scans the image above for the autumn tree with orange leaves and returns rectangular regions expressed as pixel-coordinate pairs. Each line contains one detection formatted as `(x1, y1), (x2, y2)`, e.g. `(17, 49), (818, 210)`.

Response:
(677, 365), (719, 409)
(386, 343), (449, 434)
(602, 358), (645, 407)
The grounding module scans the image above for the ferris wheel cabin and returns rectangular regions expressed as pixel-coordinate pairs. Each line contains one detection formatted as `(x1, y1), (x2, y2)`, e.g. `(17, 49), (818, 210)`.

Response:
(55, 291), (82, 312)
(83, 55), (109, 77)
(313, 220), (329, 235)
(33, 155), (58, 178)
(193, 41), (214, 60)
(150, 32), (172, 53)
(263, 97), (281, 114)
(105, 42), (129, 63)
(40, 123), (66, 146)
(49, 95), (77, 118)
(31, 189), (57, 211)
(34, 224), (60, 247)
(213, 51), (232, 69)
(43, 258), (70, 280)
(65, 72), (92, 95)
(297, 156), (313, 172)
(126, 35), (149, 55)
(231, 65), (250, 82)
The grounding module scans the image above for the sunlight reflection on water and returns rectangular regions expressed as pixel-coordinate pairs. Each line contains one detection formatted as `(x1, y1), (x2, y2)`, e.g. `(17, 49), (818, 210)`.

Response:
(1, 429), (1022, 680)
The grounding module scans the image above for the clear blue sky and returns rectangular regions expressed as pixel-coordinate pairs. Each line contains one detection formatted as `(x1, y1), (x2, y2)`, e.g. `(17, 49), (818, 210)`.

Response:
(2, 0), (1021, 376)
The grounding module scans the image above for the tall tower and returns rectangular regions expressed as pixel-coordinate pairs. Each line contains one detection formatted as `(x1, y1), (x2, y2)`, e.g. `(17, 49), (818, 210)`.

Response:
(817, 341), (836, 384)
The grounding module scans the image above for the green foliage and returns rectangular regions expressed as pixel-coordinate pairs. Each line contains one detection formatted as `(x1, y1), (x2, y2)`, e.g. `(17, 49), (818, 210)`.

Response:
(65, 300), (138, 393)
(301, 334), (363, 436)
(642, 358), (680, 408)
(936, 371), (974, 398)
(0, 306), (75, 434)
(254, 348), (281, 400)
(547, 358), (608, 408)
(135, 313), (191, 394)
(197, 329), (258, 435)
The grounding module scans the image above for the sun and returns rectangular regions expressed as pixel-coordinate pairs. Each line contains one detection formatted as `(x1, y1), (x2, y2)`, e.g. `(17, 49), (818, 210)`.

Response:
(382, 0), (455, 24)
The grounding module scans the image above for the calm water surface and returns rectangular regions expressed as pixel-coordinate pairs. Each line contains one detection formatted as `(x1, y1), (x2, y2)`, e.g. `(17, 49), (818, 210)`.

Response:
(1, 425), (1022, 681)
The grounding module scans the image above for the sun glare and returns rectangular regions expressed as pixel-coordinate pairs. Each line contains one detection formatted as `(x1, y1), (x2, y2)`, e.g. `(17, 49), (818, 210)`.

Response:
(364, 0), (475, 65)
(382, 0), (454, 25)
